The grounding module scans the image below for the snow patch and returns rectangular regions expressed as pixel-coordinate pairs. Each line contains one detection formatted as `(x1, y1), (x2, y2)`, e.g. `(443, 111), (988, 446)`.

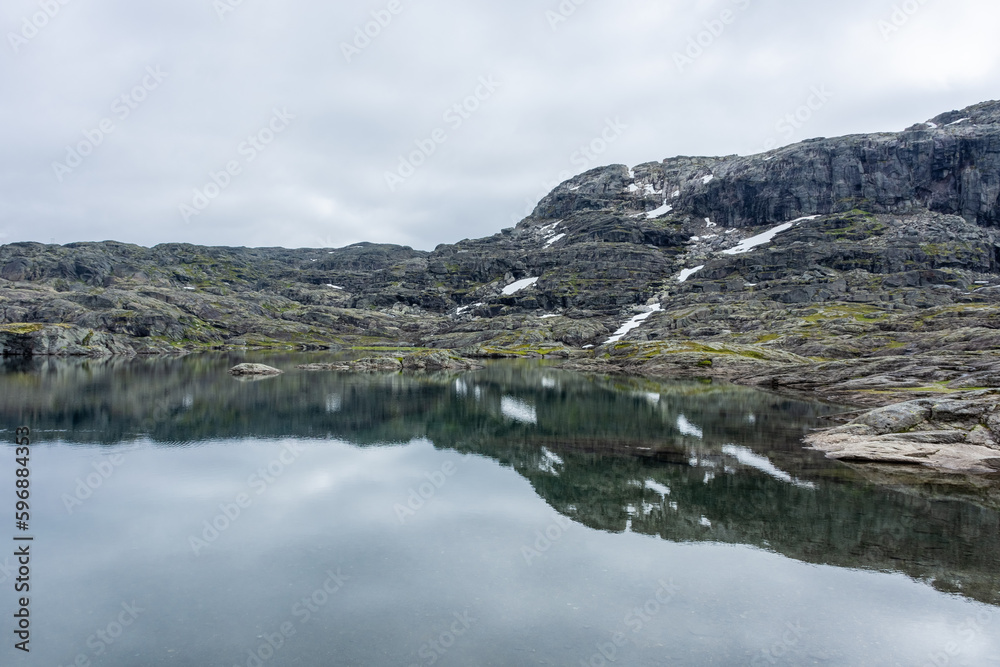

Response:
(720, 216), (817, 256)
(502, 277), (539, 295)
(539, 447), (563, 474)
(702, 175), (715, 185)
(926, 121), (938, 129)
(705, 218), (716, 227)
(645, 480), (670, 497)
(948, 118), (969, 126)
(721, 445), (816, 489)
(671, 190), (680, 198)
(544, 233), (566, 248)
(634, 391), (660, 405)
(628, 184), (640, 193)
(677, 265), (705, 283)
(326, 284), (344, 290)
(677, 414), (703, 438)
(569, 186), (581, 191)
(501, 396), (537, 424)
(646, 203), (673, 219)
(603, 304), (662, 345)
(539, 314), (559, 319)
(456, 302), (484, 315)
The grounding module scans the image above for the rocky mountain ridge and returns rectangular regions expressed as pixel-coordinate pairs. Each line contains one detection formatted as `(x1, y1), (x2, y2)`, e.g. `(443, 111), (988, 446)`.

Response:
(3, 100), (1000, 419)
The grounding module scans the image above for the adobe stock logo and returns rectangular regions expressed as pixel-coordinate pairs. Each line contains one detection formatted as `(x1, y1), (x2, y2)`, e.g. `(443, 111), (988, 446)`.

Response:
(341, 0), (406, 63)
(52, 66), (168, 183)
(384, 76), (500, 192)
(7, 0), (73, 55)
(178, 108), (295, 223)
(673, 0), (752, 73)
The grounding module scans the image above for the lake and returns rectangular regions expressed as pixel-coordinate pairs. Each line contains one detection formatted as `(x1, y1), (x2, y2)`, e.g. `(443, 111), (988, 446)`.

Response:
(1, 354), (998, 666)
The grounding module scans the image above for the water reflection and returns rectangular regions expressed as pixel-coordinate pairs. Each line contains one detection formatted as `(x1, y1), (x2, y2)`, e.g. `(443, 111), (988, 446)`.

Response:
(3, 353), (998, 612)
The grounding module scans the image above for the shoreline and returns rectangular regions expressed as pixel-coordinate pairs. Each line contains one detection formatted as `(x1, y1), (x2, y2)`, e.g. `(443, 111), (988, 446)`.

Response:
(6, 329), (1000, 476)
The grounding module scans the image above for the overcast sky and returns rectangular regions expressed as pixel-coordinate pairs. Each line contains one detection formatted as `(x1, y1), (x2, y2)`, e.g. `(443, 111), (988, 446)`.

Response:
(1, 0), (998, 251)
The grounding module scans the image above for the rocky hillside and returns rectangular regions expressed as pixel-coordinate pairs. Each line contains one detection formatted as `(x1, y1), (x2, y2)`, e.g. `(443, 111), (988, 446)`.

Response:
(3, 101), (1000, 396)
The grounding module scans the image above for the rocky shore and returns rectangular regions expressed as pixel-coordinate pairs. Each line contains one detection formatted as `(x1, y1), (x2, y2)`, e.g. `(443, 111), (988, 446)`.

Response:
(4, 100), (1000, 474)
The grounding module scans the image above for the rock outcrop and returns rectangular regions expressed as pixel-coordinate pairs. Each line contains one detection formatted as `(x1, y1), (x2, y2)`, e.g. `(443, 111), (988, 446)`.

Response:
(806, 393), (1000, 473)
(0, 323), (135, 357)
(229, 363), (283, 376)
(297, 350), (482, 373)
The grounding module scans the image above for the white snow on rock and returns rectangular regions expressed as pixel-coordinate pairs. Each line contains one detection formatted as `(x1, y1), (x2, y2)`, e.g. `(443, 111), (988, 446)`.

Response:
(501, 396), (537, 424)
(633, 391), (661, 405)
(721, 216), (819, 256)
(538, 447), (564, 474)
(721, 445), (816, 489)
(677, 265), (705, 283)
(705, 218), (716, 227)
(671, 190), (681, 198)
(677, 414), (703, 438)
(456, 302), (484, 315)
(569, 185), (581, 191)
(645, 480), (670, 497)
(948, 118), (969, 126)
(628, 168), (636, 179)
(702, 175), (715, 185)
(539, 314), (559, 319)
(326, 284), (344, 290)
(502, 277), (539, 295)
(926, 121), (938, 128)
(699, 517), (712, 527)
(544, 233), (566, 248)
(643, 184), (660, 196)
(646, 203), (673, 219)
(183, 286), (196, 291)
(628, 184), (640, 193)
(603, 304), (662, 345)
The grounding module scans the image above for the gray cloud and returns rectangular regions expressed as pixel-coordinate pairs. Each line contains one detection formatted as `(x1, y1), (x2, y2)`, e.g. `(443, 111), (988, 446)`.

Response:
(1, 0), (998, 250)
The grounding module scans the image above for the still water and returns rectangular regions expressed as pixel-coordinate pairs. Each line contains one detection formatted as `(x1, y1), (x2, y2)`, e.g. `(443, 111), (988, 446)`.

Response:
(1, 354), (998, 666)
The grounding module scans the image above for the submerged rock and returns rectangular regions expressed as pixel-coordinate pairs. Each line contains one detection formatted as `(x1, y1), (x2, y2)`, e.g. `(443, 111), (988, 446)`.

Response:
(229, 363), (284, 376)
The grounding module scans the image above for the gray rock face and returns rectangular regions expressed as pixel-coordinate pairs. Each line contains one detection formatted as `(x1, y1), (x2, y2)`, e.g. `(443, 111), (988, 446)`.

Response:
(0, 324), (135, 357)
(535, 100), (1000, 229)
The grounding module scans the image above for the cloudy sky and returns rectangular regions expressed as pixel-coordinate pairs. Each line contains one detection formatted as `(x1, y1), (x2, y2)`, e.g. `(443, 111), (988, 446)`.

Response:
(1, 0), (998, 251)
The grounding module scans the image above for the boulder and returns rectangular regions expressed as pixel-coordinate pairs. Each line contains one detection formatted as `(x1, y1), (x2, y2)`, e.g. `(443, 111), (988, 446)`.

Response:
(229, 363), (283, 376)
